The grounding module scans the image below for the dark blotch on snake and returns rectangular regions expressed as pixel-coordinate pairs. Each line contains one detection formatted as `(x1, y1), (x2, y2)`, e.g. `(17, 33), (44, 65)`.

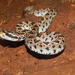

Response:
(40, 49), (43, 52)
(46, 18), (48, 20)
(6, 29), (14, 33)
(43, 25), (45, 28)
(50, 16), (52, 19)
(34, 39), (40, 43)
(62, 40), (65, 43)
(46, 23), (48, 26)
(30, 46), (32, 49)
(53, 13), (56, 15)
(42, 29), (43, 31)
(53, 32), (60, 35)
(46, 47), (49, 51)
(33, 25), (38, 27)
(43, 42), (49, 45)
(16, 25), (21, 27)
(30, 42), (32, 44)
(58, 35), (64, 37)
(40, 45), (42, 47)
(51, 37), (53, 40)
(38, 21), (42, 23)
(34, 45), (37, 49)
(28, 31), (34, 34)
(25, 21), (28, 24)
(46, 13), (49, 15)
(54, 40), (59, 43)
(29, 35), (34, 38)
(51, 9), (53, 12)
(5, 33), (18, 39)
(37, 11), (39, 14)
(51, 13), (52, 15)
(46, 32), (50, 35)
(53, 50), (56, 53)
(18, 28), (22, 30)
(31, 22), (35, 25)
(42, 18), (44, 20)
(19, 22), (23, 24)
(45, 38), (48, 41)
(59, 45), (61, 48)
(49, 35), (51, 37)
(52, 45), (55, 48)
(2, 30), (7, 33)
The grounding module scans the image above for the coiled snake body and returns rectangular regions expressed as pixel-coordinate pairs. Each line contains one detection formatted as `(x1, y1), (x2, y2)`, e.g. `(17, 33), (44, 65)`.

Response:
(0, 6), (65, 55)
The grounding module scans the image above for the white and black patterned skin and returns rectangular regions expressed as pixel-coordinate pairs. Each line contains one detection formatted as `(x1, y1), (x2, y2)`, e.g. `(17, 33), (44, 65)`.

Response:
(0, 6), (65, 55)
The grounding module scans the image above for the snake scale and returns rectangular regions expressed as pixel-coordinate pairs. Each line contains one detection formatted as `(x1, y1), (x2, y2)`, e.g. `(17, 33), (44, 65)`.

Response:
(0, 6), (65, 55)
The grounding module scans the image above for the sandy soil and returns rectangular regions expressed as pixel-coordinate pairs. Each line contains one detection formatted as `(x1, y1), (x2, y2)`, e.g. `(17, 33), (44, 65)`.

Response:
(0, 0), (75, 75)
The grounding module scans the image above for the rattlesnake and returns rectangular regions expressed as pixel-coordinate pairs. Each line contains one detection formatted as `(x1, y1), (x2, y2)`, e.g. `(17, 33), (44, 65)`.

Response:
(0, 6), (65, 55)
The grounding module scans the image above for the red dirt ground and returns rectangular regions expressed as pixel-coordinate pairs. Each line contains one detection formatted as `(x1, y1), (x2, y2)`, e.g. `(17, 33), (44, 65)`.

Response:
(0, 0), (75, 75)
